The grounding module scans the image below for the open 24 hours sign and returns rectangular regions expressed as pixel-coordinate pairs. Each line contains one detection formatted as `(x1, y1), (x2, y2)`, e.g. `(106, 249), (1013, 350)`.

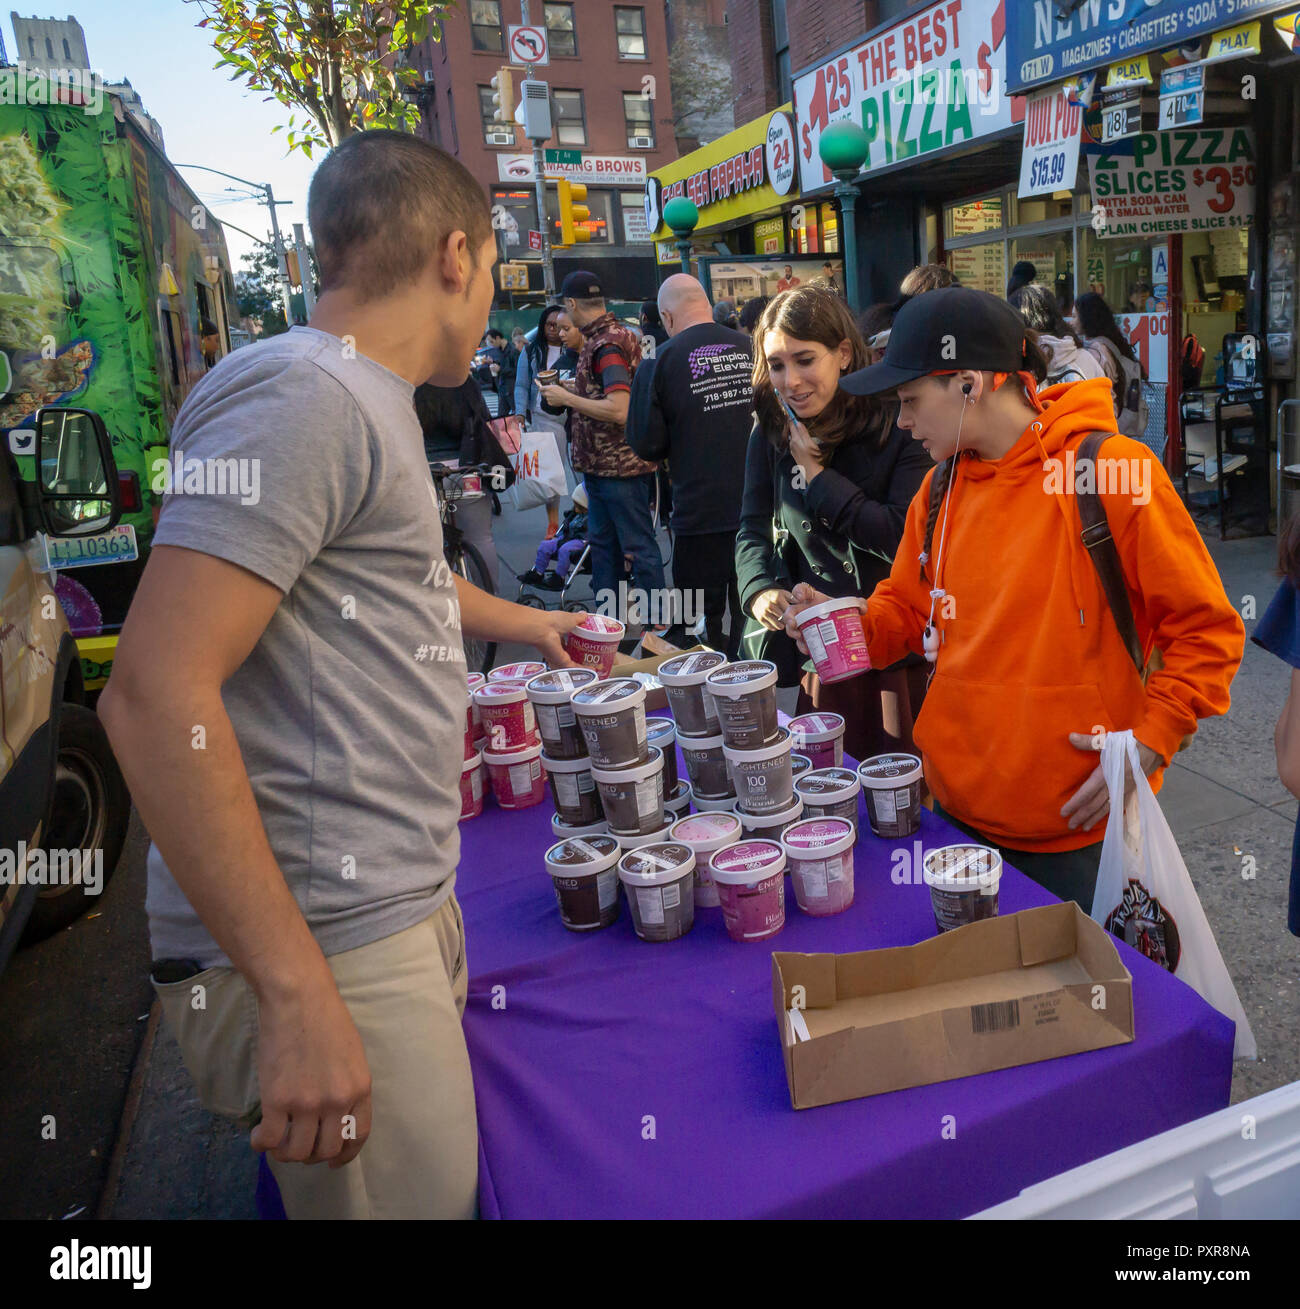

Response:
(1087, 127), (1256, 238)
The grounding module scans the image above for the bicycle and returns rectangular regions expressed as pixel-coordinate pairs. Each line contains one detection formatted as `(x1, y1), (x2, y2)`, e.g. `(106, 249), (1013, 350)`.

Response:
(429, 461), (497, 675)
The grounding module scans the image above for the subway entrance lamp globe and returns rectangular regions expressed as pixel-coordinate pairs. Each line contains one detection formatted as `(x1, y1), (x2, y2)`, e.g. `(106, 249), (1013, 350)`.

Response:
(663, 196), (699, 274)
(818, 120), (870, 312)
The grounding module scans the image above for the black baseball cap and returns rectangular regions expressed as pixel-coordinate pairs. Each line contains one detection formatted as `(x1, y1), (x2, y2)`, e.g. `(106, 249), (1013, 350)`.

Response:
(840, 287), (1030, 395)
(560, 270), (603, 298)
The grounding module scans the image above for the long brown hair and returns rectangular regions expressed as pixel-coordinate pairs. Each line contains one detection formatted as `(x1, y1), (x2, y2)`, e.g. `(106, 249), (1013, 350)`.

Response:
(752, 285), (886, 450)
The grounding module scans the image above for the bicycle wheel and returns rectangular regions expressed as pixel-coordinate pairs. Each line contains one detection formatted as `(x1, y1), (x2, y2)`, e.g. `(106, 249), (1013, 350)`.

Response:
(452, 540), (497, 675)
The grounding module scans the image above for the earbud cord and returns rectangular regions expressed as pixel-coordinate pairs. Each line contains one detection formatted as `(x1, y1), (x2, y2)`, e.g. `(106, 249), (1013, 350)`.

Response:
(926, 396), (967, 639)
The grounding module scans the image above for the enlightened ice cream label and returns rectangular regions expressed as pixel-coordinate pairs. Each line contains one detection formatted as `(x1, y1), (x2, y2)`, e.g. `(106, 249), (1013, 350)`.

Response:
(784, 818), (853, 851)
(530, 668), (597, 696)
(706, 660), (773, 687)
(859, 753), (921, 779)
(712, 841), (783, 874)
(493, 661), (546, 680)
(575, 678), (641, 705)
(620, 843), (691, 876)
(795, 768), (858, 797)
(662, 651), (726, 678)
(788, 713), (845, 740)
(549, 836), (619, 867)
(575, 613), (623, 635)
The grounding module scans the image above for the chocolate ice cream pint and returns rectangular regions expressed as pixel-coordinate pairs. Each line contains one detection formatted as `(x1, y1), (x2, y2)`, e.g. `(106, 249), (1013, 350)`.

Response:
(858, 753), (924, 839)
(790, 752), (813, 780)
(571, 677), (648, 769)
(781, 817), (856, 916)
(551, 812), (609, 839)
(526, 668), (598, 759)
(736, 793), (804, 843)
(472, 681), (539, 752)
(664, 779), (692, 821)
(489, 660), (548, 686)
(541, 749), (604, 826)
(589, 746), (666, 836)
(615, 822), (673, 852)
(922, 844), (1002, 934)
(723, 725), (794, 815)
(668, 811), (743, 907)
(617, 842), (697, 942)
(794, 767), (863, 831)
(657, 649), (727, 737)
(545, 835), (623, 932)
(710, 840), (787, 942)
(787, 712), (846, 770)
(678, 732), (734, 800)
(704, 660), (780, 749)
(645, 717), (679, 792)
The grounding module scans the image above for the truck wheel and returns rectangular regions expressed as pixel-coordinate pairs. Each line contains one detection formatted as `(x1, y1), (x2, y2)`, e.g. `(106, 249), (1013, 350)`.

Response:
(21, 704), (131, 944)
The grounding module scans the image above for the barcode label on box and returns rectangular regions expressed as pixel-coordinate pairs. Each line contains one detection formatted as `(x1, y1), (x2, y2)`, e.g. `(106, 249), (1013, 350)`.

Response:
(970, 1000), (1021, 1034)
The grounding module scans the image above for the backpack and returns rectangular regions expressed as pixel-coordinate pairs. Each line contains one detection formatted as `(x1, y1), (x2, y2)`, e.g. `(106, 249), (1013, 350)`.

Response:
(1093, 337), (1149, 438)
(1181, 333), (1205, 389)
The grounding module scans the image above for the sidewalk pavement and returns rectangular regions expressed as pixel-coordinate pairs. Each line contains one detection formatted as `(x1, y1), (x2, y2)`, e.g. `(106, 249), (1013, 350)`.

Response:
(104, 527), (1297, 1217)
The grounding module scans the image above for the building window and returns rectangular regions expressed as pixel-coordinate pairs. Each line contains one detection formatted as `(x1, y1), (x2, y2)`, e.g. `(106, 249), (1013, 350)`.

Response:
(553, 89), (587, 146)
(546, 3), (577, 56)
(615, 7), (647, 59)
(620, 191), (651, 243)
(479, 85), (514, 144)
(470, 0), (504, 53)
(771, 0), (791, 105)
(447, 88), (459, 153)
(623, 92), (654, 148)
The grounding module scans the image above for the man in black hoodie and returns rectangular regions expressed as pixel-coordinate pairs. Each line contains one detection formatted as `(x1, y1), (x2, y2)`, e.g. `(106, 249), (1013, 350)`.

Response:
(626, 274), (752, 656)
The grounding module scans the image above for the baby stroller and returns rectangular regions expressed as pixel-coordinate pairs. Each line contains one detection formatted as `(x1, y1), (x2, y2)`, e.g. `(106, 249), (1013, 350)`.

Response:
(516, 482), (594, 612)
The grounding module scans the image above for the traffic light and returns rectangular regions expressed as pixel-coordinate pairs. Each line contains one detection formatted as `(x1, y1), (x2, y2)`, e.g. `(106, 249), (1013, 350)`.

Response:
(557, 178), (591, 248)
(490, 67), (514, 125)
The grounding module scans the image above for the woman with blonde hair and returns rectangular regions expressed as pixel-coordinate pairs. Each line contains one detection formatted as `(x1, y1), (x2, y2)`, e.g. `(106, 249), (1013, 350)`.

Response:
(736, 285), (931, 760)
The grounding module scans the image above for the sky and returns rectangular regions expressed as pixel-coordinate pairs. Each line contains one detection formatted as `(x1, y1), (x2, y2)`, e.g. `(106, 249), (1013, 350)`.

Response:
(9, 1), (321, 271)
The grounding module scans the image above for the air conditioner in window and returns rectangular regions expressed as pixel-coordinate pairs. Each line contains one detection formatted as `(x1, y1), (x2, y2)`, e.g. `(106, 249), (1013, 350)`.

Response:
(487, 130), (515, 145)
(423, 69), (435, 82)
(631, 134), (654, 149)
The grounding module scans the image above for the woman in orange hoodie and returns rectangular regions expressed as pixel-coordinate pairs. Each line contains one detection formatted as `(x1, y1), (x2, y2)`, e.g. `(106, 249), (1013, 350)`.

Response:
(784, 287), (1245, 908)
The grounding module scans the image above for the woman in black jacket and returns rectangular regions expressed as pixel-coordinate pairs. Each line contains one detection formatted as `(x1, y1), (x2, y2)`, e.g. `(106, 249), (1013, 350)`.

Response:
(736, 285), (931, 760)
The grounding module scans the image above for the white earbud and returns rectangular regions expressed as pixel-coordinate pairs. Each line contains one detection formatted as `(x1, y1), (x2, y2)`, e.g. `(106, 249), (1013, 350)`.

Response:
(923, 624), (940, 662)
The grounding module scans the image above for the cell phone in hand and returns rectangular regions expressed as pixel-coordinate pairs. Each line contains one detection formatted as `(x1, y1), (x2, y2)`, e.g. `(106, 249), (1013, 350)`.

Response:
(779, 393), (801, 428)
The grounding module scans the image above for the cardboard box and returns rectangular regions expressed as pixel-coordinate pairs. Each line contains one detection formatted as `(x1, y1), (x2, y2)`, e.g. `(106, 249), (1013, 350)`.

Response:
(611, 643), (712, 713)
(771, 903), (1134, 1109)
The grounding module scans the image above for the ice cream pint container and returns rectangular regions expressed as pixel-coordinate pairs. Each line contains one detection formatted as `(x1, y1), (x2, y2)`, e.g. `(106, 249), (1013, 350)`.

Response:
(472, 681), (539, 752)
(704, 660), (779, 749)
(858, 753), (923, 839)
(482, 739), (546, 809)
(736, 794), (805, 843)
(459, 750), (484, 820)
(723, 725), (794, 814)
(922, 844), (1002, 933)
(551, 813), (609, 839)
(657, 649), (727, 736)
(489, 660), (548, 685)
(781, 817), (856, 916)
(617, 842), (697, 942)
(663, 779), (692, 821)
(668, 811), (743, 907)
(563, 613), (626, 678)
(571, 678), (648, 769)
(541, 749), (604, 826)
(794, 598), (871, 684)
(794, 767), (862, 831)
(645, 717), (679, 792)
(589, 746), (666, 836)
(525, 668), (598, 759)
(710, 840), (787, 942)
(787, 712), (846, 769)
(545, 835), (622, 931)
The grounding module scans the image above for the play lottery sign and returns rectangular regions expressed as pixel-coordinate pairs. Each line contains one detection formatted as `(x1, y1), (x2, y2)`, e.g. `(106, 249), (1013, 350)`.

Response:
(1019, 83), (1083, 198)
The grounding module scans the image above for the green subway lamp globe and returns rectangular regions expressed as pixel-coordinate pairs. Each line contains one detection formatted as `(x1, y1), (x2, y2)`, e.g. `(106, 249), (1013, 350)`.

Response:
(663, 196), (700, 237)
(819, 120), (870, 175)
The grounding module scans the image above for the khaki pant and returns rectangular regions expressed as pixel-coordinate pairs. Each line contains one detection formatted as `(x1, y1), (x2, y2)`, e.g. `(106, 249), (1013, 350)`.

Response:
(152, 895), (478, 1219)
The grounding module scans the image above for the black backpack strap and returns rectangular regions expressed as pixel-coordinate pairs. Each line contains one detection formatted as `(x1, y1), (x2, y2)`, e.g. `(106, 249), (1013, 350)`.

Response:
(1075, 431), (1145, 674)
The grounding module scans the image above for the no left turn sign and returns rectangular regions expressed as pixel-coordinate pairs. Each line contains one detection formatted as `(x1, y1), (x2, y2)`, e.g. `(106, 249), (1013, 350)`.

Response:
(508, 25), (548, 66)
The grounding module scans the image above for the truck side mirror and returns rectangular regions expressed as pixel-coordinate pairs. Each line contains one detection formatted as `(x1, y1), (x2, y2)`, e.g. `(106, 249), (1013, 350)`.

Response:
(34, 407), (121, 537)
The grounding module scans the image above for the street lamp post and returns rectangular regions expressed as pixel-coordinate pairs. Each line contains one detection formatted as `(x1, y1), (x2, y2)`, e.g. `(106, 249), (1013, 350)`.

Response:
(817, 122), (871, 313)
(663, 196), (699, 275)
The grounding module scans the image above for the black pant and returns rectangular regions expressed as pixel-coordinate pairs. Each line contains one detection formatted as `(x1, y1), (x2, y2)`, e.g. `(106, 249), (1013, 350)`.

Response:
(672, 531), (742, 659)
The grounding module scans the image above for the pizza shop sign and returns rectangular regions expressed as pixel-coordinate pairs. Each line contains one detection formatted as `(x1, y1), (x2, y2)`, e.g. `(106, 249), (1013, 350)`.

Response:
(664, 144), (766, 212)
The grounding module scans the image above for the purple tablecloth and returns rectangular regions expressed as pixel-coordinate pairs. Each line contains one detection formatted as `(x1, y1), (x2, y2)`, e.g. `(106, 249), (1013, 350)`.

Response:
(457, 731), (1235, 1220)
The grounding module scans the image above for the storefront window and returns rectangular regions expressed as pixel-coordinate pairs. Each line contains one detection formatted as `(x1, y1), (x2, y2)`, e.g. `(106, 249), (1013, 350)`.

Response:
(490, 188), (539, 259)
(753, 216), (785, 255)
(1012, 194), (1075, 225)
(620, 191), (650, 244)
(819, 202), (839, 254)
(1011, 233), (1074, 307)
(946, 195), (1003, 238)
(790, 204), (819, 255)
(948, 242), (1004, 297)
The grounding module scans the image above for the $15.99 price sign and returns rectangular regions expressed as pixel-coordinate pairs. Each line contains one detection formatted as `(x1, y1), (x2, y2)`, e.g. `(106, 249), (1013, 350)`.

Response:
(1019, 84), (1083, 200)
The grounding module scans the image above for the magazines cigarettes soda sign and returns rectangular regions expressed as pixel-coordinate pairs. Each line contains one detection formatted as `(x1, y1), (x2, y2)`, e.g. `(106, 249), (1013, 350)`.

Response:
(1018, 82), (1083, 198)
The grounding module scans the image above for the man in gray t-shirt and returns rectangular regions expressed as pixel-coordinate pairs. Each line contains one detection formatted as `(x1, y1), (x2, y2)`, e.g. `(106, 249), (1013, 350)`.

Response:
(100, 133), (582, 1220)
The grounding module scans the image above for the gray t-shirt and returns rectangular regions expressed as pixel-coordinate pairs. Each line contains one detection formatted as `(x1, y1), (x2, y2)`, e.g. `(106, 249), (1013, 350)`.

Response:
(145, 327), (466, 966)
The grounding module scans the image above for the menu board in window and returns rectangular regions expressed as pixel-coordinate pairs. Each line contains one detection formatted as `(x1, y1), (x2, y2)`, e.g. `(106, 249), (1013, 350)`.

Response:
(948, 197), (1003, 237)
(950, 242), (1005, 296)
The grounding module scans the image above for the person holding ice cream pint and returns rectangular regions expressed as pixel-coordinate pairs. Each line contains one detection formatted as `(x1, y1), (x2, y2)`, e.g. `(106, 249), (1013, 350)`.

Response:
(782, 287), (1245, 909)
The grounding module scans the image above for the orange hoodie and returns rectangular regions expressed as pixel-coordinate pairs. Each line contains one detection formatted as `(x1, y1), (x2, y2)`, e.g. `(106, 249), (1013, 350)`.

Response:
(863, 377), (1245, 852)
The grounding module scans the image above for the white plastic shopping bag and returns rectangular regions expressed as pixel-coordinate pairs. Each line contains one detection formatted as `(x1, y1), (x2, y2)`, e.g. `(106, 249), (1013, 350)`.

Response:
(1091, 730), (1256, 1059)
(510, 427), (568, 510)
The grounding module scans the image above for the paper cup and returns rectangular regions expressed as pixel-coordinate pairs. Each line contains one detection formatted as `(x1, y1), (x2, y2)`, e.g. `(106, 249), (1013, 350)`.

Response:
(723, 725), (794, 814)
(787, 712), (846, 770)
(658, 650), (727, 737)
(483, 739), (546, 809)
(564, 613), (626, 678)
(473, 681), (539, 752)
(617, 842), (697, 942)
(678, 731), (734, 800)
(858, 753), (923, 839)
(541, 749), (604, 826)
(710, 840), (787, 942)
(781, 817), (856, 916)
(526, 668), (599, 760)
(459, 750), (484, 821)
(794, 598), (871, 685)
(645, 717), (679, 793)
(794, 767), (862, 832)
(668, 811), (743, 907)
(545, 834), (623, 932)
(736, 794), (804, 844)
(571, 678), (648, 769)
(551, 813), (609, 839)
(590, 747), (666, 837)
(704, 660), (780, 749)
(922, 844), (1002, 934)
(489, 660), (548, 686)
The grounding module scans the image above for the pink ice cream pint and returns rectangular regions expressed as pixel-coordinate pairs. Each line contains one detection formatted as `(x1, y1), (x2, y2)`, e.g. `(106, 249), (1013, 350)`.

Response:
(704, 660), (779, 749)
(617, 842), (697, 942)
(781, 817), (856, 916)
(678, 732), (734, 799)
(541, 749), (604, 826)
(466, 672), (486, 753)
(858, 753), (923, 839)
(525, 667), (598, 759)
(545, 835), (623, 932)
(795, 597), (871, 685)
(794, 767), (862, 831)
(668, 811), (742, 907)
(590, 746), (666, 837)
(563, 612), (626, 678)
(459, 750), (485, 821)
(923, 844), (1002, 933)
(645, 717), (679, 792)
(657, 649), (727, 737)
(723, 724), (794, 815)
(787, 712), (846, 769)
(489, 660), (548, 685)
(710, 840), (787, 942)
(472, 681), (539, 752)
(571, 678), (648, 769)
(737, 794), (804, 843)
(483, 739), (546, 809)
